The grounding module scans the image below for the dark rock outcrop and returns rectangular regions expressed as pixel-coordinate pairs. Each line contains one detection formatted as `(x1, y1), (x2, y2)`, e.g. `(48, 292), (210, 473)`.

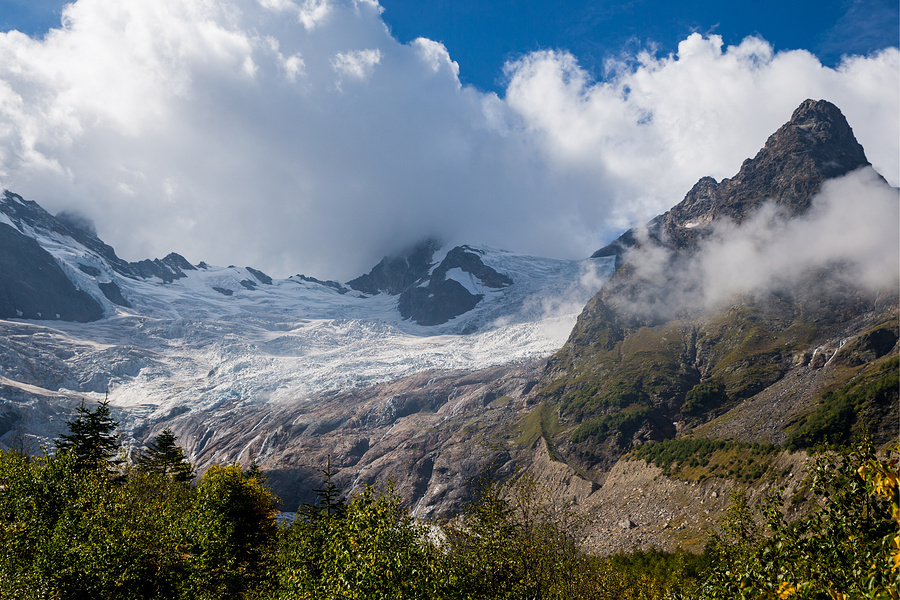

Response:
(294, 274), (349, 294)
(246, 267), (272, 285)
(398, 280), (482, 326)
(398, 246), (513, 326)
(347, 240), (515, 326)
(346, 239), (440, 296)
(98, 281), (131, 308)
(0, 223), (104, 322)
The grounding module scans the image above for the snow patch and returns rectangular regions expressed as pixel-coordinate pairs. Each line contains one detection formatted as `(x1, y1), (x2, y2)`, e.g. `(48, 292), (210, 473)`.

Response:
(443, 267), (485, 296)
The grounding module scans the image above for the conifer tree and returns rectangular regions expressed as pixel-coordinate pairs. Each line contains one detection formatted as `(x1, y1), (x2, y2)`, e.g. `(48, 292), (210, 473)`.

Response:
(55, 398), (121, 473)
(136, 428), (194, 483)
(306, 455), (345, 518)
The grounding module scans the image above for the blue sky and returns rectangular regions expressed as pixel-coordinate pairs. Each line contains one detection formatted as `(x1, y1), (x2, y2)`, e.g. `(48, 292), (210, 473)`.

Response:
(381, 0), (899, 91)
(0, 0), (896, 279)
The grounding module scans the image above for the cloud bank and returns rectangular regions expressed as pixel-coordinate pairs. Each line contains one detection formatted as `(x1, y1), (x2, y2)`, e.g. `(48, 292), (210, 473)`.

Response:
(0, 0), (896, 280)
(617, 167), (899, 322)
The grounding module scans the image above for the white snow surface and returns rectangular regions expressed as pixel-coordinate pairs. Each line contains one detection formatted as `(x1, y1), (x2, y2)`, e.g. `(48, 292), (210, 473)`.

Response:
(4, 218), (614, 430)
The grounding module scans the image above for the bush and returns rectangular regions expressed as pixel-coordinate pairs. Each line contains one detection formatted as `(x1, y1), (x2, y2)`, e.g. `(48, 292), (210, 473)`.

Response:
(698, 440), (900, 599)
(274, 479), (442, 599)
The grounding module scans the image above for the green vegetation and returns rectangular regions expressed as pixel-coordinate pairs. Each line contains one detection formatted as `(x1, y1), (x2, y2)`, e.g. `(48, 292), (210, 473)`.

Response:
(557, 322), (691, 420)
(136, 429), (195, 483)
(698, 440), (900, 599)
(0, 449), (271, 599)
(1, 441), (896, 598)
(572, 405), (653, 447)
(681, 379), (728, 416)
(699, 311), (815, 401)
(1, 403), (896, 598)
(631, 438), (780, 482)
(513, 402), (559, 448)
(54, 398), (121, 474)
(788, 355), (899, 450)
(272, 476), (441, 598)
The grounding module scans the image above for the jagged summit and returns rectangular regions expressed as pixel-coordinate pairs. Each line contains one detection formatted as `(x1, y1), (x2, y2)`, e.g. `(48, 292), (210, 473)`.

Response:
(0, 190), (197, 285)
(595, 99), (872, 259)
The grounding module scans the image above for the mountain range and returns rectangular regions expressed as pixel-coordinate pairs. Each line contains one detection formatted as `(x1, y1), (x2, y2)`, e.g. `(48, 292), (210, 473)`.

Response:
(0, 99), (896, 552)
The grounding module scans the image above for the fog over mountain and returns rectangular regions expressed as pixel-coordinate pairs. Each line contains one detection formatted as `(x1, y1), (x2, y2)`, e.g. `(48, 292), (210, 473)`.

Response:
(615, 168), (899, 323)
(0, 0), (896, 279)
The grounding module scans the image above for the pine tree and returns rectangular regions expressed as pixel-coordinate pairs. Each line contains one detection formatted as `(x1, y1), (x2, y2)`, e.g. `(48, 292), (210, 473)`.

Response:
(136, 428), (194, 483)
(55, 398), (121, 473)
(307, 455), (345, 518)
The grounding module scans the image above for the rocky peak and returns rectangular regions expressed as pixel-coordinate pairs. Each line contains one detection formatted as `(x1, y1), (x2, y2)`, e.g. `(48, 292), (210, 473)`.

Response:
(398, 246), (514, 326)
(1, 190), (201, 284)
(346, 238), (440, 296)
(659, 99), (870, 249)
(595, 99), (872, 257)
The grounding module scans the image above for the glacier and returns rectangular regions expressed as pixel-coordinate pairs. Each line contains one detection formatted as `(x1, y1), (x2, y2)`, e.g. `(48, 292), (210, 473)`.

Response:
(0, 202), (614, 448)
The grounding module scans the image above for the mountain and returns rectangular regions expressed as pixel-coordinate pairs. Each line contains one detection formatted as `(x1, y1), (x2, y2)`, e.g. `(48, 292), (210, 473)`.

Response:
(530, 99), (898, 495)
(594, 99), (873, 262)
(0, 99), (895, 553)
(347, 240), (516, 326)
(0, 193), (612, 507)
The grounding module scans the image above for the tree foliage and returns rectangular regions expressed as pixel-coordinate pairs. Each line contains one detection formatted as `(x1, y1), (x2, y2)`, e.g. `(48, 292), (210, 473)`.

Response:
(699, 440), (900, 599)
(136, 429), (194, 483)
(54, 399), (121, 473)
(2, 439), (895, 599)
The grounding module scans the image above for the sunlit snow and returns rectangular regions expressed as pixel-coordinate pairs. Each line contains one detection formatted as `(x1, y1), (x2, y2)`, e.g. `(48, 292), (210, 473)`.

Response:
(2, 221), (614, 436)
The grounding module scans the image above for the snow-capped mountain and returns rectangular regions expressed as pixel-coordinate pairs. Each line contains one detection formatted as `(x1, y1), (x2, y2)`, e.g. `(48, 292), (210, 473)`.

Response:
(0, 190), (614, 449)
(1, 99), (896, 543)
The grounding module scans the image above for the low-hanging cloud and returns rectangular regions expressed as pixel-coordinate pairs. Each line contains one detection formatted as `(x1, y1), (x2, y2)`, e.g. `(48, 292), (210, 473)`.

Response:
(0, 0), (896, 281)
(617, 167), (899, 321)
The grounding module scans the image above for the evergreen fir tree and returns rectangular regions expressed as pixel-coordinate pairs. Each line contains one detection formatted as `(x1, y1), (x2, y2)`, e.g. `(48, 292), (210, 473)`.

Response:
(55, 398), (121, 473)
(306, 455), (345, 518)
(135, 428), (194, 483)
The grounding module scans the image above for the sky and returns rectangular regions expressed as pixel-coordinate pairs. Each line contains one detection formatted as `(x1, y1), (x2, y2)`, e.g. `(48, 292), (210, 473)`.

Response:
(0, 0), (897, 281)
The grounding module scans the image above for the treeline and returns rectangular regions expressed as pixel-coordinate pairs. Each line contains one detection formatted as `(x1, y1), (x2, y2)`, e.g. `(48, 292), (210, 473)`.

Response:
(0, 401), (897, 599)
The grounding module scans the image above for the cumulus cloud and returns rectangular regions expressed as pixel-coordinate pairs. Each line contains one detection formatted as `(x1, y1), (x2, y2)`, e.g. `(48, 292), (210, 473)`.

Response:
(0, 0), (896, 281)
(616, 167), (899, 321)
(332, 48), (381, 81)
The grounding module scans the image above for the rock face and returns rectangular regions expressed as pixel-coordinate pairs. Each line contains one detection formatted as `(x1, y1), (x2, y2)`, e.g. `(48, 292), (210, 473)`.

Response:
(1, 191), (195, 285)
(0, 190), (210, 322)
(347, 239), (441, 296)
(154, 364), (543, 518)
(348, 240), (515, 326)
(0, 222), (104, 322)
(398, 246), (513, 326)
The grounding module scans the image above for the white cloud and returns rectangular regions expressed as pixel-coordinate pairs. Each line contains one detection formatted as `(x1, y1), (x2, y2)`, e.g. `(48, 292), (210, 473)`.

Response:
(698, 167), (900, 304)
(332, 48), (381, 81)
(259, 0), (332, 30)
(412, 38), (459, 79)
(504, 34), (899, 229)
(615, 167), (899, 321)
(0, 1), (895, 283)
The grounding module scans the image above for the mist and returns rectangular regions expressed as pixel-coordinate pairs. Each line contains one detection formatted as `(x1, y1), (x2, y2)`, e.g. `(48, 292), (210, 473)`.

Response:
(617, 168), (899, 322)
